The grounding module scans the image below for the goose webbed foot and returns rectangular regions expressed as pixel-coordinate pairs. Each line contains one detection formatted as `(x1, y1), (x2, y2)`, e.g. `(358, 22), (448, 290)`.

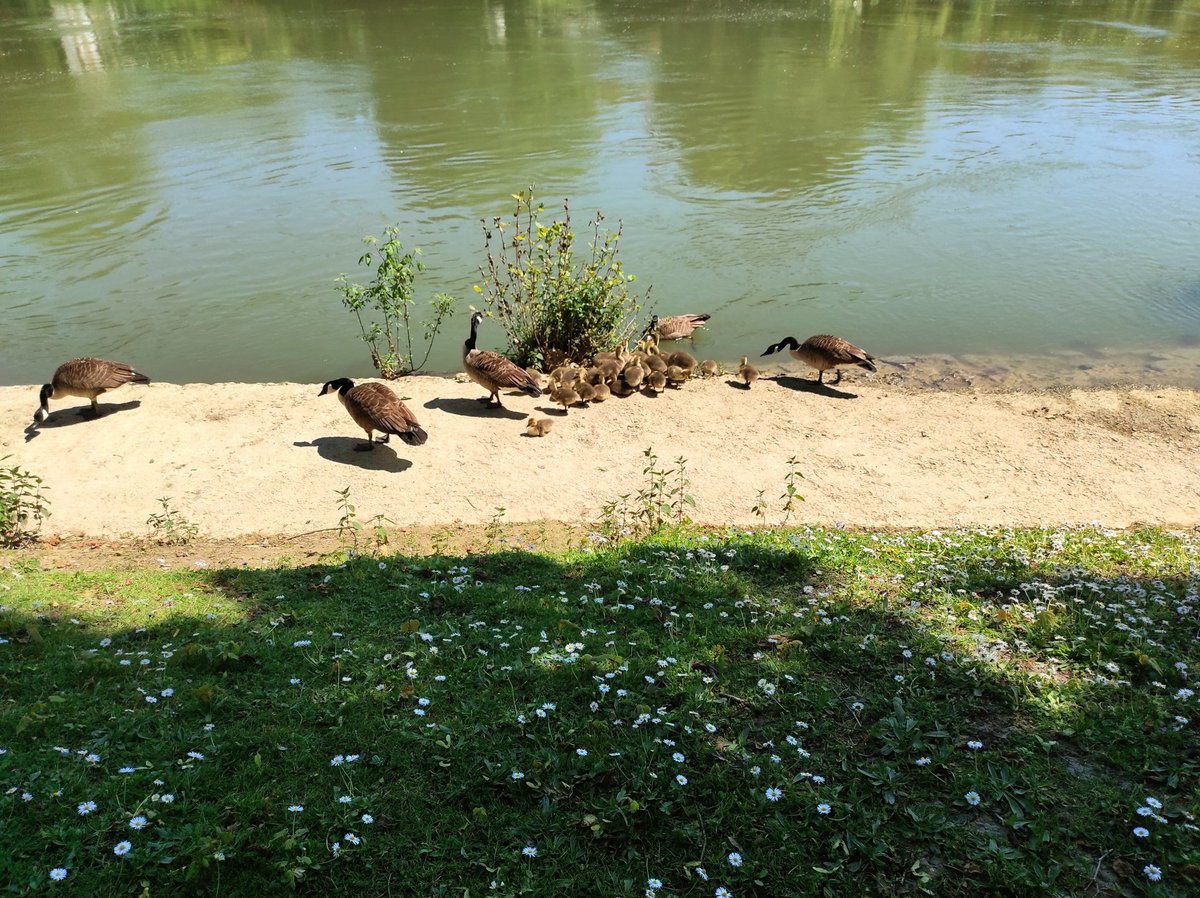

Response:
(376, 434), (390, 444)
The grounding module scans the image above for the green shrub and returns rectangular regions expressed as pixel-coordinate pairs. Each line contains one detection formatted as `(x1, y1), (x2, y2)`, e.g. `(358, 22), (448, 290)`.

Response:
(336, 226), (456, 378)
(476, 188), (648, 369)
(0, 456), (49, 545)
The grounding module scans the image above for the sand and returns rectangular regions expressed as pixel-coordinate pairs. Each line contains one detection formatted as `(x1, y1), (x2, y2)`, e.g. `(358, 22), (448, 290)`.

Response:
(2, 370), (1199, 544)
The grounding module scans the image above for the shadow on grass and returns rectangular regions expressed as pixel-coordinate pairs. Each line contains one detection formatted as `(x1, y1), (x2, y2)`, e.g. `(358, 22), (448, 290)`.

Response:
(1, 530), (1196, 896)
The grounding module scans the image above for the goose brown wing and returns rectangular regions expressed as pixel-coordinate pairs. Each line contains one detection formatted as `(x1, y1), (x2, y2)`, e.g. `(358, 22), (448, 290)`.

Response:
(806, 335), (873, 366)
(656, 314), (709, 340)
(54, 358), (141, 390)
(466, 349), (539, 391)
(348, 383), (423, 436)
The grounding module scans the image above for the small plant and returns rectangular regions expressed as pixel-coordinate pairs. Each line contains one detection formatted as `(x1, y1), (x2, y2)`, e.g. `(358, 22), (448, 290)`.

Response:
(336, 226), (456, 378)
(485, 506), (507, 548)
(476, 187), (648, 369)
(780, 455), (805, 523)
(598, 448), (695, 540)
(0, 456), (50, 546)
(751, 489), (769, 520)
(334, 487), (394, 557)
(146, 497), (198, 545)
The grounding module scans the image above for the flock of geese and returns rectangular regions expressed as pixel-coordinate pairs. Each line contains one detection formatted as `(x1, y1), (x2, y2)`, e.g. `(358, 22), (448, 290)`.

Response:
(30, 312), (878, 451)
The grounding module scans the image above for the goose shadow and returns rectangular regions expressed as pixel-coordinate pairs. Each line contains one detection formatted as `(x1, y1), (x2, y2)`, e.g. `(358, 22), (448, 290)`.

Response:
(293, 437), (414, 472)
(23, 400), (142, 441)
(423, 397), (527, 420)
(768, 375), (858, 400)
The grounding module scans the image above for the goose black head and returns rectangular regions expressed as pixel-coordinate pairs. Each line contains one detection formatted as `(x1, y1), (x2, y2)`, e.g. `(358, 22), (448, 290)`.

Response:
(32, 383), (53, 425)
(319, 378), (354, 397)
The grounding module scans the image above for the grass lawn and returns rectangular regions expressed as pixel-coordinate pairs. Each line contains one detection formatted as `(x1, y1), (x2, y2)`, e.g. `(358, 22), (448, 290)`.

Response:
(0, 525), (1197, 896)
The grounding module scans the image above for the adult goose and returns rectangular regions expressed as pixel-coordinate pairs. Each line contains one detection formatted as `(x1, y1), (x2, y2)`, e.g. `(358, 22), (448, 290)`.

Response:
(463, 311), (542, 407)
(33, 358), (150, 424)
(646, 313), (710, 341)
(319, 378), (428, 451)
(761, 334), (877, 385)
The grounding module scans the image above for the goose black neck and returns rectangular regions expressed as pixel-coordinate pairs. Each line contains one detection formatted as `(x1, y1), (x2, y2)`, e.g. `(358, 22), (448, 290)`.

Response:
(762, 336), (800, 357)
(466, 315), (480, 351)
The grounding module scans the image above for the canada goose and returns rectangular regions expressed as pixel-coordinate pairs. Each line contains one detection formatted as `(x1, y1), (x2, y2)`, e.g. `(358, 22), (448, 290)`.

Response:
(319, 378), (428, 451)
(761, 334), (877, 385)
(646, 370), (667, 394)
(738, 356), (759, 389)
(646, 313), (710, 341)
(525, 417), (553, 437)
(33, 358), (151, 424)
(551, 386), (580, 413)
(590, 382), (611, 402)
(463, 311), (542, 407)
(700, 359), (719, 377)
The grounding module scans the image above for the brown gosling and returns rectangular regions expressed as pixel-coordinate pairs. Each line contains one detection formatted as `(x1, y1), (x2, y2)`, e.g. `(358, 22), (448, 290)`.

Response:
(590, 382), (611, 402)
(462, 311), (542, 407)
(666, 365), (687, 386)
(700, 359), (719, 377)
(33, 358), (151, 424)
(646, 370), (668, 394)
(575, 382), (596, 403)
(761, 334), (877, 385)
(738, 356), (759, 389)
(525, 417), (553, 437)
(551, 386), (580, 413)
(319, 378), (428, 451)
(667, 350), (697, 370)
(646, 313), (710, 341)
(621, 363), (646, 389)
(636, 334), (661, 355)
(597, 360), (621, 383)
(524, 368), (545, 390)
(644, 354), (668, 373)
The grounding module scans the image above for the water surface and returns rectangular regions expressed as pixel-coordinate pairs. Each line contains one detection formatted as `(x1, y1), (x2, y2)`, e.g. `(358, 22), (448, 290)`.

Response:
(2, 0), (1199, 385)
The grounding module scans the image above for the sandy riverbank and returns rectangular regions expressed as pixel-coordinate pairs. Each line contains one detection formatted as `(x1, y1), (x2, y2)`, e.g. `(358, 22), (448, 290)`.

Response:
(1, 370), (1199, 545)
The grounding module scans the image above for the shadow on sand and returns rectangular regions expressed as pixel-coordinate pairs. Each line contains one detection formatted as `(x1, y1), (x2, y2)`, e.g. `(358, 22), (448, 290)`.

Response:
(293, 437), (414, 473)
(24, 400), (143, 441)
(768, 375), (858, 400)
(423, 397), (528, 420)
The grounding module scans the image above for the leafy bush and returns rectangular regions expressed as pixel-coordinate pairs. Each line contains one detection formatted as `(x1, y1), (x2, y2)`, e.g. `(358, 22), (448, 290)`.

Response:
(336, 226), (456, 378)
(0, 456), (49, 545)
(476, 188), (648, 369)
